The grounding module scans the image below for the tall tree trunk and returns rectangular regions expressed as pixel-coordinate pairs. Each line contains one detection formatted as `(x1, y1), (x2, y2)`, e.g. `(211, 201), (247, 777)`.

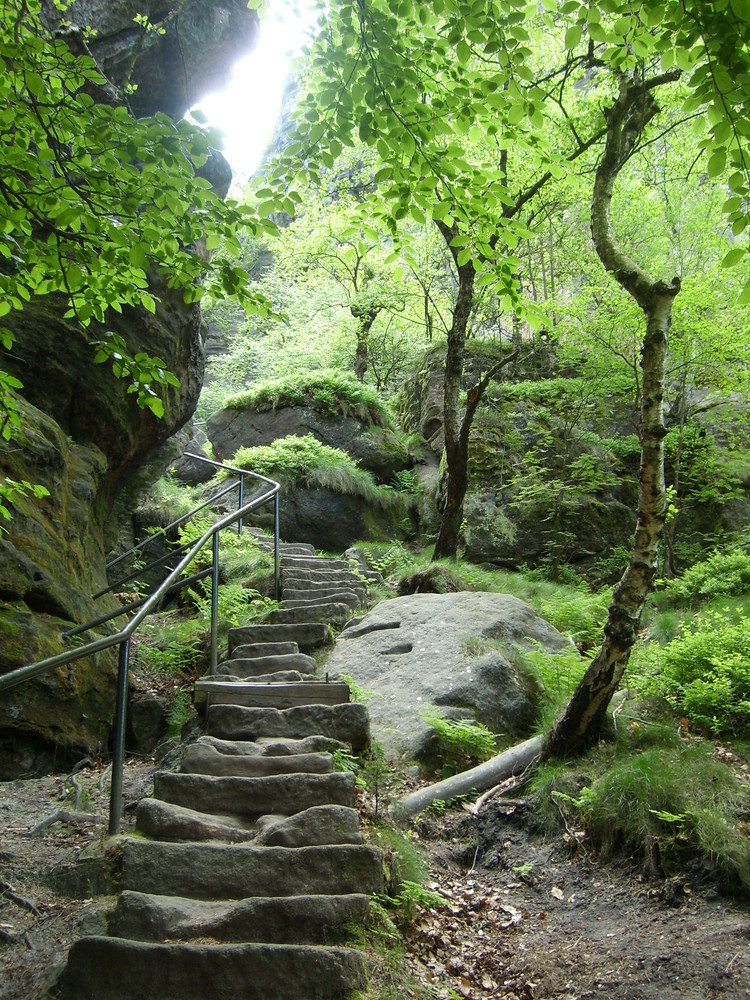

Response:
(545, 71), (681, 757)
(351, 307), (378, 382)
(432, 222), (475, 560)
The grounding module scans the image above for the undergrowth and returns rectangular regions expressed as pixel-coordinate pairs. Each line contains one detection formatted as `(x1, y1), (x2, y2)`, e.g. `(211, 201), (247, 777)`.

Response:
(530, 722), (750, 895)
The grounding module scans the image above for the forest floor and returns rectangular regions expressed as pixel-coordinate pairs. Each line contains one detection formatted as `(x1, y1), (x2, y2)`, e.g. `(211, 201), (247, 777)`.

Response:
(0, 759), (748, 1000)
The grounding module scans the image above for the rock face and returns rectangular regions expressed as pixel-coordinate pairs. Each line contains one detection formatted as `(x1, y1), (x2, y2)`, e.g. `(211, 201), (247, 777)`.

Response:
(46, 0), (259, 118)
(403, 341), (641, 574)
(326, 592), (571, 761)
(0, 3), (258, 776)
(207, 404), (412, 485)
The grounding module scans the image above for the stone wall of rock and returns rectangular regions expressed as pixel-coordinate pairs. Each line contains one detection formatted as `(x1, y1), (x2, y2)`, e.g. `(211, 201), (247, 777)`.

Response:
(0, 1), (259, 776)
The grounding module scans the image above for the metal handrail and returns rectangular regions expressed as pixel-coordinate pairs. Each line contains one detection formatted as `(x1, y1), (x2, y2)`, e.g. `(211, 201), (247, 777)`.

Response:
(0, 453), (281, 835)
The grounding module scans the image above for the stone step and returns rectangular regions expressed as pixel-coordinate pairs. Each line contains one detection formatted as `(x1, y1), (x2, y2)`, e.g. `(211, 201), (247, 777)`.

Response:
(207, 703), (370, 751)
(198, 734), (347, 757)
(254, 805), (362, 847)
(269, 603), (351, 626)
(228, 622), (331, 655)
(231, 641), (300, 658)
(282, 586), (366, 606)
(61, 938), (366, 1000)
(108, 890), (369, 945)
(153, 770), (356, 818)
(282, 570), (366, 590)
(217, 652), (316, 677)
(195, 680), (351, 709)
(217, 670), (307, 684)
(135, 798), (255, 843)
(120, 841), (385, 899)
(180, 743), (333, 777)
(281, 556), (351, 571)
(282, 591), (362, 611)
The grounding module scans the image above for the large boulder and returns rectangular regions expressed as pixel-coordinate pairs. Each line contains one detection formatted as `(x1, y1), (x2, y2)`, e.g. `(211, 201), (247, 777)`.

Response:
(0, 3), (258, 775)
(326, 592), (571, 762)
(207, 405), (411, 485)
(250, 484), (413, 553)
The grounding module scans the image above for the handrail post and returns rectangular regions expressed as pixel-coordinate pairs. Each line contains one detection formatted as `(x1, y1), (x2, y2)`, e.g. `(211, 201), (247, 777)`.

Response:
(273, 491), (280, 602)
(210, 531), (220, 675)
(237, 474), (244, 536)
(109, 638), (130, 836)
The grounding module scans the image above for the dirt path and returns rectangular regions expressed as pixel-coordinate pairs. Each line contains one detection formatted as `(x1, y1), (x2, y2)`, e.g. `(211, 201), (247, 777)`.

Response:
(1, 767), (748, 1000)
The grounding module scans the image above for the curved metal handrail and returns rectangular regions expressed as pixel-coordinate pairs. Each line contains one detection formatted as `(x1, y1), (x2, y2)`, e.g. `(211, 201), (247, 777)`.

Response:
(0, 454), (281, 834)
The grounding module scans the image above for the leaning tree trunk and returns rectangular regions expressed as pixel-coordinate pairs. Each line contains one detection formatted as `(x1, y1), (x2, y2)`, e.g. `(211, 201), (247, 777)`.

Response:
(350, 305), (379, 382)
(544, 71), (681, 757)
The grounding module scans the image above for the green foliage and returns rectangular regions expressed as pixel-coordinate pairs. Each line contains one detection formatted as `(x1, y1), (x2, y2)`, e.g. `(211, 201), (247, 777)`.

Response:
(225, 369), (392, 426)
(539, 588), (611, 651)
(187, 582), (275, 629)
(518, 645), (590, 730)
(165, 690), (196, 737)
(229, 435), (397, 507)
(0, 478), (50, 532)
(391, 469), (424, 499)
(132, 612), (207, 676)
(420, 707), (498, 769)
(635, 609), (750, 737)
(664, 545), (750, 601)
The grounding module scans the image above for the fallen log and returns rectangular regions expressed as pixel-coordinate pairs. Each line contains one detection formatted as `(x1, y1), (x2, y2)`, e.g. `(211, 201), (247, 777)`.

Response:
(392, 691), (630, 819)
(392, 735), (542, 820)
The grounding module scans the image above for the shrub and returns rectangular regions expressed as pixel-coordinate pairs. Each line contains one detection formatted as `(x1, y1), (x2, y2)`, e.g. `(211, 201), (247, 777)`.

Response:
(229, 435), (398, 508)
(421, 707), (498, 769)
(224, 369), (392, 426)
(664, 545), (750, 601)
(635, 609), (750, 737)
(539, 587), (611, 650)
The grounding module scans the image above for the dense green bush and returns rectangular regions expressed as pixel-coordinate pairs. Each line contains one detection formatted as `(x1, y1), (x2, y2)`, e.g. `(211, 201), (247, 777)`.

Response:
(635, 609), (750, 737)
(664, 545), (750, 601)
(229, 435), (398, 507)
(224, 370), (392, 426)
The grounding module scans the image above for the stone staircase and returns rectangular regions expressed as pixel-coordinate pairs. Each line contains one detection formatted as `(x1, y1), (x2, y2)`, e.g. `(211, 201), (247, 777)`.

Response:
(59, 545), (381, 1000)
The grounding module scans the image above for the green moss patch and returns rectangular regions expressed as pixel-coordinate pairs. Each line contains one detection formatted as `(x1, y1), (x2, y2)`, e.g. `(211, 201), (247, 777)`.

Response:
(224, 370), (392, 427)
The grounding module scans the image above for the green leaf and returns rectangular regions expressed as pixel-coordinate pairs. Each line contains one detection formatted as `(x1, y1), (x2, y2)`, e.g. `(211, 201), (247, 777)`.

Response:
(722, 247), (746, 268)
(564, 24), (582, 49)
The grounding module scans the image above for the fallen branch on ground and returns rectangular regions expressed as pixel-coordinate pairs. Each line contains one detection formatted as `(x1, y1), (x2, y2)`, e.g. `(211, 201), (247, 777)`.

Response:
(23, 809), (103, 837)
(392, 691), (631, 819)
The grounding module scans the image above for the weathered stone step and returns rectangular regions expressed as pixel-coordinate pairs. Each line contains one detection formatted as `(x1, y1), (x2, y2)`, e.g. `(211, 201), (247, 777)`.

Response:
(198, 734), (347, 757)
(135, 798), (255, 843)
(281, 556), (351, 571)
(231, 640), (300, 658)
(282, 567), (363, 584)
(217, 652), (316, 677)
(228, 622), (331, 655)
(61, 938), (366, 1000)
(217, 670), (307, 684)
(120, 841), (385, 899)
(282, 592), (362, 611)
(254, 805), (362, 847)
(153, 770), (355, 818)
(269, 603), (351, 626)
(180, 742), (333, 777)
(108, 890), (369, 946)
(195, 680), (350, 709)
(208, 703), (370, 751)
(282, 586), (366, 606)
